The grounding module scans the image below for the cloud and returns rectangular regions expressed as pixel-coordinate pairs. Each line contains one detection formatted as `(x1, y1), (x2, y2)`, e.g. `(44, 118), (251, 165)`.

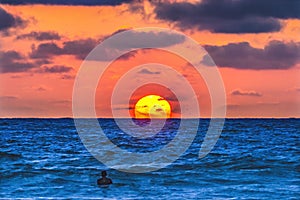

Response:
(0, 0), (132, 5)
(61, 74), (75, 80)
(154, 0), (300, 33)
(113, 106), (134, 111)
(0, 95), (19, 100)
(30, 30), (185, 61)
(16, 31), (61, 41)
(35, 65), (74, 73)
(203, 40), (300, 70)
(0, 51), (70, 74)
(10, 75), (23, 78)
(51, 100), (71, 105)
(110, 28), (132, 36)
(0, 50), (36, 73)
(231, 89), (262, 97)
(86, 29), (185, 61)
(30, 39), (98, 60)
(0, 7), (25, 31)
(103, 30), (186, 50)
(138, 68), (160, 75)
(34, 58), (52, 65)
(30, 42), (64, 59)
(35, 86), (47, 92)
(158, 96), (178, 102)
(62, 39), (98, 59)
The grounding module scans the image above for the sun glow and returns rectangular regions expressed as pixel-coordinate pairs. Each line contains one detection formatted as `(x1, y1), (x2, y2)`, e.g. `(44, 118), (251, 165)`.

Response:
(134, 95), (171, 118)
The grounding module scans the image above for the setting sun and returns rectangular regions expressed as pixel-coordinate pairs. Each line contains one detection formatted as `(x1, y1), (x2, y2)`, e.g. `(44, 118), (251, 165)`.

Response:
(134, 95), (171, 118)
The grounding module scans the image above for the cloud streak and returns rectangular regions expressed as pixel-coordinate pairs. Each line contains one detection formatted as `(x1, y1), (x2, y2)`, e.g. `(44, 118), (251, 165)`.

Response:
(35, 65), (73, 73)
(138, 68), (160, 75)
(231, 89), (262, 97)
(0, 95), (19, 100)
(16, 31), (61, 41)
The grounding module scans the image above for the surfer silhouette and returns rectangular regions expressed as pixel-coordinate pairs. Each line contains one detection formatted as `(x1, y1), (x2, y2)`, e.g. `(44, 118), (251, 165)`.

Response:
(97, 171), (112, 185)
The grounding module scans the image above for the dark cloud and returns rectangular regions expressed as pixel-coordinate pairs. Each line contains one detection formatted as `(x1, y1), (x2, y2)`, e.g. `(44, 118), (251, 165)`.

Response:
(86, 29), (185, 61)
(0, 0), (132, 5)
(0, 50), (23, 61)
(103, 30), (186, 50)
(0, 50), (67, 74)
(155, 0), (300, 33)
(34, 59), (52, 65)
(158, 96), (178, 102)
(0, 7), (25, 31)
(118, 51), (137, 60)
(0, 50), (36, 73)
(30, 42), (63, 59)
(203, 40), (300, 70)
(30, 30), (185, 61)
(16, 31), (61, 41)
(199, 17), (281, 33)
(35, 65), (73, 73)
(62, 39), (98, 59)
(138, 68), (160, 75)
(231, 89), (262, 97)
(30, 39), (98, 60)
(110, 28), (131, 36)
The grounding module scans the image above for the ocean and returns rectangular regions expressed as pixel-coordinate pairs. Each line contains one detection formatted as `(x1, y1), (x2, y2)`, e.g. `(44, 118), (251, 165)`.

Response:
(0, 118), (299, 199)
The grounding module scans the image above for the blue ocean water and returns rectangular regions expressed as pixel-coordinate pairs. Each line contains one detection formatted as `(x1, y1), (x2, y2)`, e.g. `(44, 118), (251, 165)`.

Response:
(0, 118), (299, 199)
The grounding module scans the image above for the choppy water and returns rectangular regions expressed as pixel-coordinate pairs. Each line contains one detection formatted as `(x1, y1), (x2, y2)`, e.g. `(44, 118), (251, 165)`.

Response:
(0, 118), (299, 199)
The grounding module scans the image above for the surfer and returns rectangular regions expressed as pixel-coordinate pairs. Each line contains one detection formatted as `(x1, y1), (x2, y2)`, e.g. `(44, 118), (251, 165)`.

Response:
(97, 171), (113, 185)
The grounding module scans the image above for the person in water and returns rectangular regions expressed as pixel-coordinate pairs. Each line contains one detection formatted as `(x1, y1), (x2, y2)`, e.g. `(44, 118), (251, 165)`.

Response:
(97, 171), (112, 185)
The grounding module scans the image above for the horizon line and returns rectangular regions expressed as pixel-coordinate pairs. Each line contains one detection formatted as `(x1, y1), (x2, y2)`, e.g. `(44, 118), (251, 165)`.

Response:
(0, 117), (299, 119)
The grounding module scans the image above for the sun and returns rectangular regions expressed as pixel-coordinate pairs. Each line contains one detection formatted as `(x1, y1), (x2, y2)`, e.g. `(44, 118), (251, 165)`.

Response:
(134, 95), (171, 118)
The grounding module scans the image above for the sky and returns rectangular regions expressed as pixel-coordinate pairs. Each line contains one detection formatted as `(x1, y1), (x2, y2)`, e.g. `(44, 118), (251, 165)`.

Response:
(0, 0), (299, 118)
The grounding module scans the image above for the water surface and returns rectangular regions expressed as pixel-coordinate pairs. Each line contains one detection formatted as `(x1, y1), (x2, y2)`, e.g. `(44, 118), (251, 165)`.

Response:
(0, 118), (299, 199)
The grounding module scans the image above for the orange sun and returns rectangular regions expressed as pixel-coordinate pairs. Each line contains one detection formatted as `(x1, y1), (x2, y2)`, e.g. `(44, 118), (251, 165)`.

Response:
(134, 95), (171, 118)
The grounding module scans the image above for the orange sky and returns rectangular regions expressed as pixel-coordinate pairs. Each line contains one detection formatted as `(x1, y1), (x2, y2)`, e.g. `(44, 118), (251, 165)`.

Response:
(0, 1), (299, 118)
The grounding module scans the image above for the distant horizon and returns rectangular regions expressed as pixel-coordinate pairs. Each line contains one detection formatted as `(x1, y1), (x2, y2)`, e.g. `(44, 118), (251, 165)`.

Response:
(1, 117), (299, 119)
